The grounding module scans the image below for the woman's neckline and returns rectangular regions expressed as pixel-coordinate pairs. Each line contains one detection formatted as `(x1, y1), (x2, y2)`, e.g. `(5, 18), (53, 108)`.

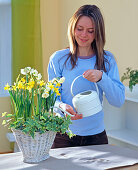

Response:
(77, 54), (95, 59)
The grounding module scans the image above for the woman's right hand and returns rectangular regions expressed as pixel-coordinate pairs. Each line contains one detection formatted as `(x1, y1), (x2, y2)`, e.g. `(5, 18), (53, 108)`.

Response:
(59, 103), (83, 120)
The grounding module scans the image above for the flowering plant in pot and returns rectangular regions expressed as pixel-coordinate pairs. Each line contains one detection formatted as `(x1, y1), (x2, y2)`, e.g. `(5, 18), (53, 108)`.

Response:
(1, 67), (73, 163)
(121, 67), (138, 91)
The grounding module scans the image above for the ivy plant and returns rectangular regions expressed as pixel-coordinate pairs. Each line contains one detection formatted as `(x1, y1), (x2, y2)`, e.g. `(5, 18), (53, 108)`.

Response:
(121, 67), (138, 91)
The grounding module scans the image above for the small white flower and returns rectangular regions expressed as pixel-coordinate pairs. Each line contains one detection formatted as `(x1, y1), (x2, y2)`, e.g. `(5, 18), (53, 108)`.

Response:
(45, 84), (51, 91)
(21, 69), (27, 75)
(21, 67), (31, 75)
(30, 68), (35, 74)
(52, 78), (58, 84)
(59, 77), (65, 83)
(42, 92), (49, 98)
(44, 89), (50, 93)
(26, 67), (31, 71)
(24, 67), (31, 74)
(33, 70), (38, 76)
(37, 73), (42, 80)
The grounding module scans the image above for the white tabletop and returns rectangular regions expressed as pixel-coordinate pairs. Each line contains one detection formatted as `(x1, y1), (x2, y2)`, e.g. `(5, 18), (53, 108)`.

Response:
(0, 144), (138, 170)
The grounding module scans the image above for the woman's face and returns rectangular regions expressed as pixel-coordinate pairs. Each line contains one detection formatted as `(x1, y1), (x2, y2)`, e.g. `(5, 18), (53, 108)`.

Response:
(74, 16), (95, 48)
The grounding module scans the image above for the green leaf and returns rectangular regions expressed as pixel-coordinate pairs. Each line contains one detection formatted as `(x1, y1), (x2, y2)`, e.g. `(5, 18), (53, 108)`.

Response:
(30, 130), (35, 138)
(22, 128), (30, 134)
(6, 114), (13, 118)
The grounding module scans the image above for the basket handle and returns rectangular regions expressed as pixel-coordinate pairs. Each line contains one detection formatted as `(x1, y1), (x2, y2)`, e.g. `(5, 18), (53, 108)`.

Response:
(70, 75), (99, 97)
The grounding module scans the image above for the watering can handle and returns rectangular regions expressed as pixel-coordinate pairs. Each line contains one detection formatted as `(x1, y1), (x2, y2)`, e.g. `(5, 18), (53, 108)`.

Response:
(70, 75), (99, 97)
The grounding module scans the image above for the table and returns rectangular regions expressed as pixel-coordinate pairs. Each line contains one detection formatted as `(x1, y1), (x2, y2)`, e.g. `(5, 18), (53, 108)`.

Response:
(0, 144), (138, 170)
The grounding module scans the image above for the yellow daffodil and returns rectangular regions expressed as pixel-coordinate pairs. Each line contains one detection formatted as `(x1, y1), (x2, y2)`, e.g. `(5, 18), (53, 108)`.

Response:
(27, 81), (35, 90)
(47, 82), (54, 90)
(4, 83), (10, 90)
(17, 81), (24, 89)
(56, 82), (61, 87)
(39, 80), (45, 87)
(54, 88), (60, 96)
(56, 91), (60, 96)
(21, 77), (26, 83)
(12, 85), (17, 91)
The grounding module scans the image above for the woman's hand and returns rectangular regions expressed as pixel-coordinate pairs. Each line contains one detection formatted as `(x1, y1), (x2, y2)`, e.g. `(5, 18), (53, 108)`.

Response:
(59, 103), (83, 120)
(83, 69), (103, 82)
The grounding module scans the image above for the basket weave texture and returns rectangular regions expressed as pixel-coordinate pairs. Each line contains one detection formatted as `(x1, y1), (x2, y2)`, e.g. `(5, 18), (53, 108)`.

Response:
(12, 129), (56, 163)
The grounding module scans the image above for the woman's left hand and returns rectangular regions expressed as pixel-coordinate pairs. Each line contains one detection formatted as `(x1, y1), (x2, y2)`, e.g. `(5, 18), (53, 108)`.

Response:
(83, 69), (103, 82)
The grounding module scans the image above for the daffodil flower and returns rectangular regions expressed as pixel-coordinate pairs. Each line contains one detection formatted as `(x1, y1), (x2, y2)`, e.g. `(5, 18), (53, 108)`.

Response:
(47, 82), (54, 90)
(56, 82), (61, 87)
(52, 78), (58, 84)
(40, 80), (45, 86)
(58, 77), (65, 83)
(33, 70), (38, 76)
(25, 67), (31, 73)
(21, 69), (27, 75)
(30, 68), (35, 74)
(4, 83), (10, 90)
(37, 73), (42, 80)
(12, 85), (17, 91)
(54, 88), (60, 96)
(56, 91), (60, 96)
(27, 81), (35, 89)
(21, 77), (26, 83)
(21, 67), (31, 75)
(45, 84), (51, 91)
(26, 67), (31, 71)
(17, 81), (24, 89)
(42, 92), (49, 98)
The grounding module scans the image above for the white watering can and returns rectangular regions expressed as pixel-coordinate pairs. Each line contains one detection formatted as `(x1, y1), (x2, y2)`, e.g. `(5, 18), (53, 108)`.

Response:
(70, 75), (102, 117)
(54, 75), (102, 118)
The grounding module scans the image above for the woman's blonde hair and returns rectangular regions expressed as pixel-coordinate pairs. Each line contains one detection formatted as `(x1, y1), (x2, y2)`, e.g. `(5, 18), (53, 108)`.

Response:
(66, 5), (108, 71)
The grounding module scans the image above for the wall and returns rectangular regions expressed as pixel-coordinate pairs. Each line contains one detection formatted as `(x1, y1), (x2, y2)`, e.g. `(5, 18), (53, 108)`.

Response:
(40, 0), (60, 81)
(0, 97), (11, 153)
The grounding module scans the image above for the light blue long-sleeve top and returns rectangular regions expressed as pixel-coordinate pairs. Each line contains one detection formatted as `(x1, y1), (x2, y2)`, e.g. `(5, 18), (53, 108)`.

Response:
(48, 48), (125, 136)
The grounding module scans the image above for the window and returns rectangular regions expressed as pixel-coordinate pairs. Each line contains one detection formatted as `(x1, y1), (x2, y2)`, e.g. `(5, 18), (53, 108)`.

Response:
(0, 0), (12, 97)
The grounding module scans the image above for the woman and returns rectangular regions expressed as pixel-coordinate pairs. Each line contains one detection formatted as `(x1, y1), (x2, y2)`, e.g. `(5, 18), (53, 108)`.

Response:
(48, 5), (125, 148)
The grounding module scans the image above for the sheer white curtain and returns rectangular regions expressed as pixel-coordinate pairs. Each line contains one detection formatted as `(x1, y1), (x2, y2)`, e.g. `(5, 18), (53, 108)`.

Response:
(0, 0), (11, 97)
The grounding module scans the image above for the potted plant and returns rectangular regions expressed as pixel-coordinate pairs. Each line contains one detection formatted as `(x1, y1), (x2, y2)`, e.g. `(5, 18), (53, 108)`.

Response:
(121, 67), (138, 91)
(1, 67), (73, 163)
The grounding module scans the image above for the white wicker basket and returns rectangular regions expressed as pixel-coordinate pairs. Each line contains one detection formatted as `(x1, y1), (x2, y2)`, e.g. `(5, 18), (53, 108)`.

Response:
(12, 128), (56, 163)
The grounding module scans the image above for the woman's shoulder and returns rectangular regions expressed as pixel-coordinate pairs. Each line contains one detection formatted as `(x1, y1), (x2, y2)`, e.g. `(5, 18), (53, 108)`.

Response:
(50, 48), (70, 61)
(104, 50), (116, 63)
(104, 50), (114, 58)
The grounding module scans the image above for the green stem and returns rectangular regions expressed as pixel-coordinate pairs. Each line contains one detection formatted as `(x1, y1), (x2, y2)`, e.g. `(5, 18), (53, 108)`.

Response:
(32, 88), (35, 116)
